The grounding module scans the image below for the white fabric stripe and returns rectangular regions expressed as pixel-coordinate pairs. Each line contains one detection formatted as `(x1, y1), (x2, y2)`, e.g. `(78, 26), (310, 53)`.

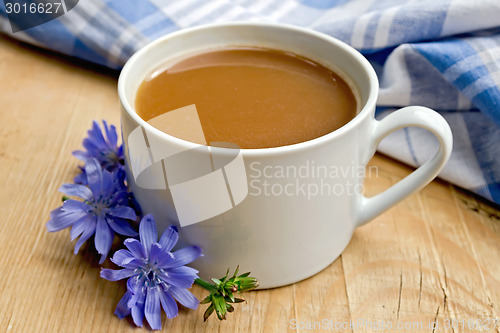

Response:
(377, 131), (415, 167)
(312, 0), (377, 27)
(247, 0), (277, 15)
(441, 0), (500, 37)
(443, 46), (500, 82)
(265, 0), (297, 21)
(132, 11), (168, 33)
(438, 113), (488, 189)
(350, 11), (376, 49)
(58, 1), (143, 67)
(170, 0), (228, 27)
(474, 40), (500, 87)
(61, 2), (145, 68)
(57, 0), (113, 60)
(209, 5), (249, 22)
(154, 0), (194, 17)
(106, 26), (144, 66)
(378, 112), (489, 191)
(377, 45), (412, 106)
(373, 6), (399, 48)
(58, 1), (101, 37)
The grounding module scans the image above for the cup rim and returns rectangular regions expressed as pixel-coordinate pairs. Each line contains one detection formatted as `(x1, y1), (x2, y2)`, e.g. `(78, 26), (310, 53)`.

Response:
(118, 21), (379, 156)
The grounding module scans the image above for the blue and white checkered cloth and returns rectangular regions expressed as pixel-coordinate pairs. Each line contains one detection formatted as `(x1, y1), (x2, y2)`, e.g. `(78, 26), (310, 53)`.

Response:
(2, 0), (499, 205)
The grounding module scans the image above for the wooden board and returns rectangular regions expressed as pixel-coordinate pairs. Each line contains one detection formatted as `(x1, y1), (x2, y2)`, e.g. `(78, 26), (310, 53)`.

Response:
(1, 35), (499, 333)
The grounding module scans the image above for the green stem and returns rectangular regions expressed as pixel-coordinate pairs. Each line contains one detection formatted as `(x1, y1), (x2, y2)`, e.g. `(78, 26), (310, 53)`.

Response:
(195, 278), (216, 291)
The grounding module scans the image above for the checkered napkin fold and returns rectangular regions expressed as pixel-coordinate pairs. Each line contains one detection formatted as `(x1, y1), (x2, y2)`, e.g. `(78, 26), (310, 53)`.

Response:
(1, 0), (499, 205)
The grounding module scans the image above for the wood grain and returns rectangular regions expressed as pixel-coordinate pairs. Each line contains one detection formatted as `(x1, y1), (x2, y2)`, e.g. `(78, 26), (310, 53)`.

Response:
(1, 34), (499, 333)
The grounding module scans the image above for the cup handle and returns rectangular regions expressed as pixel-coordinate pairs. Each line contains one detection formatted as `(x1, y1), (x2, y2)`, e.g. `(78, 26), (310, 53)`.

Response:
(355, 106), (453, 227)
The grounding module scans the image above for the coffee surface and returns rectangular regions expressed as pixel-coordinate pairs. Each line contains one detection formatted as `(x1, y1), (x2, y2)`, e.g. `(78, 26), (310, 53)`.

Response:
(136, 47), (357, 149)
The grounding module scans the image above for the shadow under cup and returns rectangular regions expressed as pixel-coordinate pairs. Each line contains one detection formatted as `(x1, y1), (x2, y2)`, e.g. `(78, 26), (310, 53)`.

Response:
(119, 23), (379, 289)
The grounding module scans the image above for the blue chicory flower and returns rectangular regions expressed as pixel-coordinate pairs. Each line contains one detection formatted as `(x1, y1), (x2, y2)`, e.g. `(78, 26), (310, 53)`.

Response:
(101, 214), (202, 330)
(73, 120), (124, 185)
(46, 158), (138, 263)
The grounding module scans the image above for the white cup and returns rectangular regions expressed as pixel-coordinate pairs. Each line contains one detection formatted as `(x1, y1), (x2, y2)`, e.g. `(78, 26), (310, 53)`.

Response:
(118, 22), (453, 288)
